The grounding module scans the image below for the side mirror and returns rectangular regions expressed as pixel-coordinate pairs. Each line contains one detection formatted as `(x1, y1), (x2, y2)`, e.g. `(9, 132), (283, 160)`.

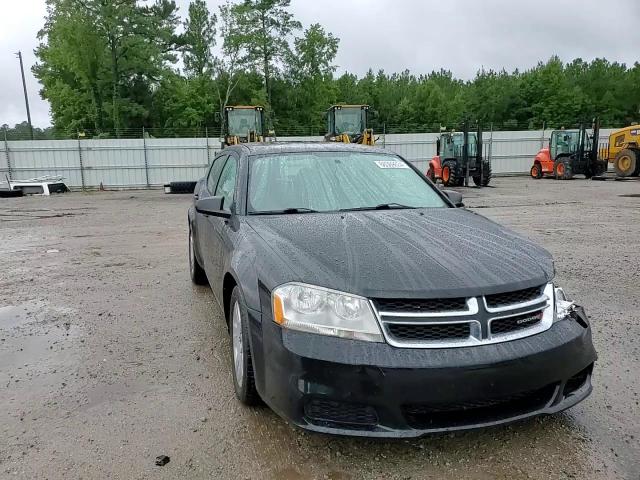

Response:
(436, 138), (441, 155)
(442, 189), (464, 208)
(196, 196), (231, 218)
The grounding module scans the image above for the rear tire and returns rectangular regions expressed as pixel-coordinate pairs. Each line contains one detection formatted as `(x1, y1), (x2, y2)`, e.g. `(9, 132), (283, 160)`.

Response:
(427, 166), (436, 183)
(530, 163), (542, 179)
(473, 161), (492, 186)
(229, 287), (260, 406)
(189, 226), (208, 285)
(614, 149), (637, 177)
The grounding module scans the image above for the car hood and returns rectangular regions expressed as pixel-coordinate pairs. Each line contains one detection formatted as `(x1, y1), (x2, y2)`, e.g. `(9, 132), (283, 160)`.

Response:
(245, 208), (554, 299)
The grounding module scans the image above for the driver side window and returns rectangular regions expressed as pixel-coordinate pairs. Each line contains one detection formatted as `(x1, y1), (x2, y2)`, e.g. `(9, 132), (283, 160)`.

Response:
(207, 154), (227, 194)
(215, 156), (238, 212)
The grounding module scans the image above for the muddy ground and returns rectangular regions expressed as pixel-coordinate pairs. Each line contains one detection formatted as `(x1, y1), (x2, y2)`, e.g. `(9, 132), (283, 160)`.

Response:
(1, 177), (639, 479)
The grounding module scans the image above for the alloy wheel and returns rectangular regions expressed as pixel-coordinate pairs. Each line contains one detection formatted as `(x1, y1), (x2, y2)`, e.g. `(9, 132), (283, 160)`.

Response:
(232, 301), (244, 388)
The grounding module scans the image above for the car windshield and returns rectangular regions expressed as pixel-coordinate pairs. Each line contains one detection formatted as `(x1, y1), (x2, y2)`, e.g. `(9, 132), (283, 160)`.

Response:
(228, 109), (261, 137)
(334, 108), (363, 135)
(247, 152), (448, 214)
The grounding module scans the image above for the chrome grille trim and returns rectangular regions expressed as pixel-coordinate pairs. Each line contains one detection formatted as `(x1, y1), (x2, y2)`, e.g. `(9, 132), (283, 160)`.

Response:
(372, 284), (554, 349)
(377, 297), (479, 318)
(483, 294), (549, 314)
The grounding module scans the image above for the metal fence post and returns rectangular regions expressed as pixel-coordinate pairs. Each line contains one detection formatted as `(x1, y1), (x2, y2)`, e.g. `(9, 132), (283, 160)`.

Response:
(488, 123), (494, 168)
(142, 127), (150, 188)
(3, 127), (11, 180)
(205, 127), (211, 166)
(382, 122), (386, 148)
(77, 133), (86, 191)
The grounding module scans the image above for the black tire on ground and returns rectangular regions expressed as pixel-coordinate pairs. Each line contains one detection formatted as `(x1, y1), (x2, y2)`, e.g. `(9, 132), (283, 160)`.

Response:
(530, 163), (543, 179)
(554, 158), (573, 180)
(427, 166), (436, 183)
(473, 161), (492, 186)
(189, 226), (208, 285)
(614, 149), (637, 177)
(441, 160), (460, 187)
(169, 181), (198, 194)
(229, 286), (261, 406)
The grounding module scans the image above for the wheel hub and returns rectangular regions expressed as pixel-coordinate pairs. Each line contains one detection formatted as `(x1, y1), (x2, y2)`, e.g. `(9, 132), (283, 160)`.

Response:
(189, 230), (194, 276)
(619, 155), (631, 171)
(232, 301), (244, 388)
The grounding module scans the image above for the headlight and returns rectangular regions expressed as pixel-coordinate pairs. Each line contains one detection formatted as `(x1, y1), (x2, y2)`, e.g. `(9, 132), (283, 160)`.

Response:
(554, 286), (575, 321)
(272, 283), (383, 342)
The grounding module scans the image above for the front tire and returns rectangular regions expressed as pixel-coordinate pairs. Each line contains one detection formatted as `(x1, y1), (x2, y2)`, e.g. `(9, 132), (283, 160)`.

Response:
(442, 160), (460, 187)
(554, 158), (573, 180)
(229, 287), (260, 406)
(614, 149), (637, 177)
(189, 225), (208, 285)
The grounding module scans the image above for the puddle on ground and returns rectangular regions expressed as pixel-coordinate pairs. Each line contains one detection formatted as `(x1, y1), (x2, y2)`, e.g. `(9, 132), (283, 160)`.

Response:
(0, 301), (80, 371)
(0, 302), (51, 329)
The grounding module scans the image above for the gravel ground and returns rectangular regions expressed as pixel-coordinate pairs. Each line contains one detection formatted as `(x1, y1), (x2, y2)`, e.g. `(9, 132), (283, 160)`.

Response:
(1, 177), (639, 479)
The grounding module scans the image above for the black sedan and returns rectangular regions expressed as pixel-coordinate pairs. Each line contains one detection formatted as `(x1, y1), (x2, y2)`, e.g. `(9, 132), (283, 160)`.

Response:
(188, 142), (596, 437)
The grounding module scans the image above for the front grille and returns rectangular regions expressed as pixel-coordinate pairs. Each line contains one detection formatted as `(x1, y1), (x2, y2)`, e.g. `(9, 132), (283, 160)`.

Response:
(374, 284), (551, 348)
(485, 285), (544, 308)
(387, 322), (470, 341)
(304, 399), (378, 428)
(402, 384), (556, 429)
(490, 310), (543, 336)
(374, 297), (467, 313)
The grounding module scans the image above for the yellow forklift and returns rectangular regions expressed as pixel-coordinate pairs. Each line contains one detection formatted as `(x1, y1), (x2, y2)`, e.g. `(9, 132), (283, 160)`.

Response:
(222, 106), (265, 147)
(325, 105), (375, 145)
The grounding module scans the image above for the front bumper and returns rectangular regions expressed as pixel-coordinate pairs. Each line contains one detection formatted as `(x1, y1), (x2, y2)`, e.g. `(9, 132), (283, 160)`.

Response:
(248, 307), (596, 437)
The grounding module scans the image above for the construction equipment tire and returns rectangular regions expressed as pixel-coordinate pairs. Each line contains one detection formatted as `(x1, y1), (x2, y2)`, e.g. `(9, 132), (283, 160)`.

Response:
(473, 161), (492, 186)
(554, 159), (573, 180)
(614, 149), (637, 177)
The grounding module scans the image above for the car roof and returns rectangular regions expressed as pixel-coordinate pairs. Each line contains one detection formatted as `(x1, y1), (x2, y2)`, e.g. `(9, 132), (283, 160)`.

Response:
(231, 142), (391, 156)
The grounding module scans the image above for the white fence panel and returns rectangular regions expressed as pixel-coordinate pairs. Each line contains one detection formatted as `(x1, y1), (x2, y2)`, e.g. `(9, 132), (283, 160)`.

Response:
(146, 138), (211, 186)
(1, 128), (617, 189)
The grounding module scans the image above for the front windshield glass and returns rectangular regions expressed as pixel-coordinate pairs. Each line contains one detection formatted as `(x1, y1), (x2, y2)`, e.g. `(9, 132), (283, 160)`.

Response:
(248, 152), (448, 213)
(452, 133), (477, 156)
(334, 108), (363, 135)
(228, 109), (261, 137)
(552, 131), (580, 155)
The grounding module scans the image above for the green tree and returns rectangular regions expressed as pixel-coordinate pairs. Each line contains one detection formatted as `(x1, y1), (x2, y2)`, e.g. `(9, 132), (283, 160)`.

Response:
(229, 0), (301, 111)
(289, 24), (339, 80)
(181, 0), (216, 78)
(34, 0), (109, 133)
(34, 0), (178, 133)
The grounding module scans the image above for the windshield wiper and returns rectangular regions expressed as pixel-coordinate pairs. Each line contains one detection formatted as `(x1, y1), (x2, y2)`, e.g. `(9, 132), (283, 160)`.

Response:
(249, 207), (319, 215)
(340, 203), (418, 212)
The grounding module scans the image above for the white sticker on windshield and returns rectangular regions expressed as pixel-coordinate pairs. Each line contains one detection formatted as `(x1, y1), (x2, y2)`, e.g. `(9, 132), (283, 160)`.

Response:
(374, 160), (409, 169)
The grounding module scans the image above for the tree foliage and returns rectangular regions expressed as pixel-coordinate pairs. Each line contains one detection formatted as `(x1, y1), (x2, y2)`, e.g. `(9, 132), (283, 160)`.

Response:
(28, 0), (640, 139)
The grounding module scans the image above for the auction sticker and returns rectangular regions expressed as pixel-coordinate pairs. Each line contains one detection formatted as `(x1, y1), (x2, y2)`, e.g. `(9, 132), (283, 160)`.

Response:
(374, 160), (409, 169)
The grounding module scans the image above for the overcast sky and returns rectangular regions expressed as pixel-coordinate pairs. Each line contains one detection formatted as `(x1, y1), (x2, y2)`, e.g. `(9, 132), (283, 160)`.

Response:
(1, 0), (638, 127)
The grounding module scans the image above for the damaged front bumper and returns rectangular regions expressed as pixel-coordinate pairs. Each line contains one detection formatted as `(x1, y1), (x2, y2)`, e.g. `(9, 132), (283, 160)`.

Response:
(248, 306), (596, 437)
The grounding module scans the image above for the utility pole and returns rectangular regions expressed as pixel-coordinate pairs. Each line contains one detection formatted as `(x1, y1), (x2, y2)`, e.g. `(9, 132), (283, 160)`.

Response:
(15, 51), (34, 140)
